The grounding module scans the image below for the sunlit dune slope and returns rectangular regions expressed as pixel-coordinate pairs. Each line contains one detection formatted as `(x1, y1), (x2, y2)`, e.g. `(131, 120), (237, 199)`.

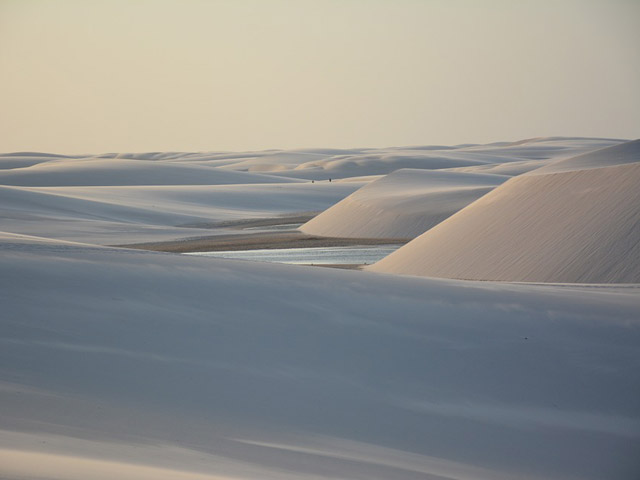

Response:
(300, 169), (507, 239)
(370, 141), (640, 283)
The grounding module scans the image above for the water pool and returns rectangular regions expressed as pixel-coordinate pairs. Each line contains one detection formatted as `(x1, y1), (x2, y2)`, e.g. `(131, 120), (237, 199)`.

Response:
(186, 244), (402, 265)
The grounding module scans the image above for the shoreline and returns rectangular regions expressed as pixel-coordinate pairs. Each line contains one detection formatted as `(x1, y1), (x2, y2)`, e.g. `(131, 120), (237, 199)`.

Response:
(115, 230), (410, 254)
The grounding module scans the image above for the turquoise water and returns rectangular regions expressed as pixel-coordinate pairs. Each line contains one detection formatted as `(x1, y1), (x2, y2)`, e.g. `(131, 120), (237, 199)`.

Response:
(186, 244), (402, 265)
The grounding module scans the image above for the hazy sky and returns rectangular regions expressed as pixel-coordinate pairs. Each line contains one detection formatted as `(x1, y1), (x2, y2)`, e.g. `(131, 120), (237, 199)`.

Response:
(1, 0), (638, 153)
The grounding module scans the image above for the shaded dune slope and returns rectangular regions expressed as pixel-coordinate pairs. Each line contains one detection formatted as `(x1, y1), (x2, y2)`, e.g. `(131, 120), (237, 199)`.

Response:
(1, 232), (639, 480)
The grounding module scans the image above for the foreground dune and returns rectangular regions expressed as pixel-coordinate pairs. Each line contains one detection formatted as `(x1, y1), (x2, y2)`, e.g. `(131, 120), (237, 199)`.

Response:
(1, 232), (639, 479)
(371, 141), (640, 283)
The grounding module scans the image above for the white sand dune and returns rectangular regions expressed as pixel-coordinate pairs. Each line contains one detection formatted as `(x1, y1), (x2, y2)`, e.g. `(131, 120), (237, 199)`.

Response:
(440, 137), (627, 176)
(1, 232), (639, 480)
(289, 151), (492, 178)
(8, 137), (609, 245)
(1, 137), (639, 480)
(214, 137), (624, 180)
(292, 137), (623, 177)
(218, 151), (337, 173)
(527, 138), (640, 174)
(0, 153), (81, 170)
(0, 137), (622, 183)
(441, 159), (552, 176)
(300, 169), (507, 239)
(0, 152), (363, 244)
(371, 140), (640, 283)
(0, 182), (360, 244)
(458, 136), (623, 159)
(0, 157), (300, 186)
(0, 184), (207, 225)
(298, 138), (625, 241)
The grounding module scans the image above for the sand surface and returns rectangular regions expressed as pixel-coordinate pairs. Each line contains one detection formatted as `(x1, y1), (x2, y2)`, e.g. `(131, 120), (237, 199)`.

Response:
(300, 169), (507, 239)
(371, 141), (640, 283)
(2, 138), (639, 480)
(2, 232), (639, 480)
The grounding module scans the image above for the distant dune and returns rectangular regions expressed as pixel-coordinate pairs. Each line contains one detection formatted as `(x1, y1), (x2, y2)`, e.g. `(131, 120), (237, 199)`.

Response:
(212, 137), (623, 180)
(526, 138), (640, 174)
(300, 169), (507, 239)
(370, 140), (640, 283)
(0, 158), (300, 186)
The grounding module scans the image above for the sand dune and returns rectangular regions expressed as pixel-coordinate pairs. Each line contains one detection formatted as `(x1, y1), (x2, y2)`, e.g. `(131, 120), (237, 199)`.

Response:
(290, 152), (491, 178)
(371, 141), (640, 283)
(300, 169), (507, 239)
(1, 232), (639, 480)
(0, 182), (360, 244)
(0, 158), (300, 186)
(0, 137), (622, 183)
(527, 138), (640, 174)
(459, 136), (623, 159)
(441, 159), (552, 176)
(0, 152), (363, 244)
(213, 137), (624, 180)
(292, 137), (624, 178)
(299, 138), (624, 241)
(1, 137), (639, 480)
(5, 138), (617, 245)
(0, 153), (79, 170)
(0, 184), (238, 227)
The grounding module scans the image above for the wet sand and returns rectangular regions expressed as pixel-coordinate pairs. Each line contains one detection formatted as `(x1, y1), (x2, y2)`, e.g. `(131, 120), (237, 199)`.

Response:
(117, 230), (409, 253)
(177, 214), (317, 230)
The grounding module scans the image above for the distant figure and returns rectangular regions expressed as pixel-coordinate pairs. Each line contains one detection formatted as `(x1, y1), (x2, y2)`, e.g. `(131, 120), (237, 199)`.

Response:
(329, 178), (332, 182)
(311, 180), (314, 183)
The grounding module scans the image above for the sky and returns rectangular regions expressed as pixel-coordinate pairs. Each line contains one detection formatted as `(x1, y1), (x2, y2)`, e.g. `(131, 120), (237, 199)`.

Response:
(1, 0), (638, 154)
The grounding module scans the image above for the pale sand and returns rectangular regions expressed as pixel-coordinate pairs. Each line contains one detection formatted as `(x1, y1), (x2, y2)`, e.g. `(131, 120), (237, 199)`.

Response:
(0, 157), (302, 186)
(300, 169), (506, 239)
(2, 232), (639, 480)
(371, 152), (640, 283)
(2, 139), (640, 480)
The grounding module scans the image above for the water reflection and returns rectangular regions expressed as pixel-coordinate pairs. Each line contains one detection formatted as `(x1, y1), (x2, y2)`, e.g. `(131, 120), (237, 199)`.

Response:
(186, 245), (402, 265)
